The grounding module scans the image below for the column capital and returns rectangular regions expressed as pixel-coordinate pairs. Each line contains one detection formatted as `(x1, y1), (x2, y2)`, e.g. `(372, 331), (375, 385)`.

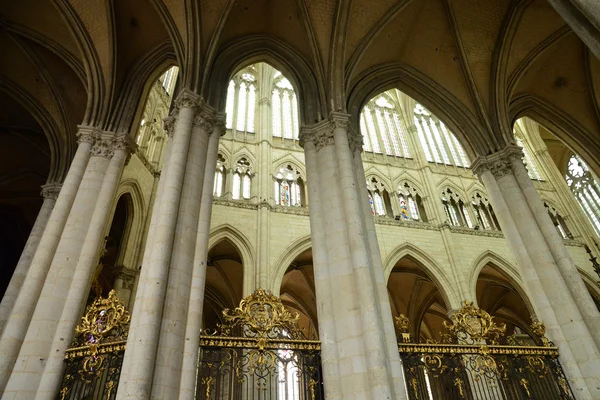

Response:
(192, 102), (218, 133)
(214, 112), (226, 136)
(471, 144), (524, 179)
(299, 112), (360, 152)
(40, 182), (62, 200)
(173, 88), (201, 110)
(112, 265), (139, 290)
(76, 125), (101, 145)
(90, 131), (116, 158)
(112, 133), (137, 154)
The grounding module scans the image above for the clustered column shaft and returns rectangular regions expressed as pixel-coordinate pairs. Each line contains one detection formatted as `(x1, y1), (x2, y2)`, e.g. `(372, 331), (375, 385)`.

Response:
(299, 113), (406, 400)
(116, 90), (224, 400)
(472, 145), (600, 399)
(0, 127), (135, 399)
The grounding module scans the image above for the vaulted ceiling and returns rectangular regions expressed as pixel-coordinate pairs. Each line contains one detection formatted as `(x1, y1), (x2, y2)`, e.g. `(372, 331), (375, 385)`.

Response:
(1, 0), (599, 180)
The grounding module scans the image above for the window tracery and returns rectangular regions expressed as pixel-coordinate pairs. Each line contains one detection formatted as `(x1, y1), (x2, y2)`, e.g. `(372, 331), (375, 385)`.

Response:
(397, 182), (426, 222)
(225, 72), (256, 133)
(414, 104), (470, 167)
(471, 192), (499, 231)
(272, 76), (299, 139)
(441, 188), (471, 227)
(214, 154), (226, 198)
(367, 177), (391, 217)
(359, 95), (411, 157)
(232, 158), (252, 200)
(565, 155), (600, 236)
(544, 202), (572, 239)
(516, 137), (543, 181)
(274, 165), (304, 207)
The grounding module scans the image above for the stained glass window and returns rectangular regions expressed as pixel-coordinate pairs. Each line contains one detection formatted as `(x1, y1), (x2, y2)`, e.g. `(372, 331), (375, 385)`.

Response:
(159, 66), (178, 95)
(359, 94), (411, 157)
(398, 182), (426, 221)
(566, 155), (600, 236)
(275, 165), (303, 207)
(414, 104), (470, 167)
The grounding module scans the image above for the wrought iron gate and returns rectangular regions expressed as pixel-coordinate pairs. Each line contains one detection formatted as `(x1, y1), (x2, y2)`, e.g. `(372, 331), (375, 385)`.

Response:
(396, 301), (575, 400)
(57, 290), (129, 400)
(196, 289), (324, 400)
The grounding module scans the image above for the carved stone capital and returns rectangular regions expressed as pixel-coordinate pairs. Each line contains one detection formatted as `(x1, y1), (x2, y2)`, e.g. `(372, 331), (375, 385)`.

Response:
(112, 265), (139, 290)
(174, 88), (201, 110)
(76, 126), (101, 145)
(214, 112), (227, 135)
(40, 182), (62, 200)
(299, 119), (333, 151)
(329, 112), (351, 131)
(163, 114), (177, 138)
(193, 111), (216, 133)
(91, 132), (115, 158)
(112, 134), (137, 154)
(347, 125), (364, 154)
(471, 144), (524, 179)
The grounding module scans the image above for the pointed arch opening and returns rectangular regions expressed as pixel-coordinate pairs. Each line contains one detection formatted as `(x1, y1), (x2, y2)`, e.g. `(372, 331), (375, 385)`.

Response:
(203, 239), (244, 330)
(387, 255), (451, 343)
(279, 248), (318, 340)
(476, 263), (536, 343)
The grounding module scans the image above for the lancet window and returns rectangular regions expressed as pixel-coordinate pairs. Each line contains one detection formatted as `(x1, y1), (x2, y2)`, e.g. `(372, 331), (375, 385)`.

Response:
(397, 182), (426, 222)
(516, 137), (543, 181)
(565, 155), (600, 236)
(159, 66), (178, 95)
(359, 95), (411, 157)
(471, 192), (499, 230)
(544, 202), (572, 239)
(414, 104), (470, 167)
(442, 188), (472, 227)
(213, 154), (226, 198)
(274, 165), (304, 207)
(367, 177), (391, 217)
(232, 158), (252, 200)
(225, 71), (256, 133)
(272, 73), (299, 140)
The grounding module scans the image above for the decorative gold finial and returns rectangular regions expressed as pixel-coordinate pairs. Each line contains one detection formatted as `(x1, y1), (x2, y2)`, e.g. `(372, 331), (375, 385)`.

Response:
(443, 300), (506, 344)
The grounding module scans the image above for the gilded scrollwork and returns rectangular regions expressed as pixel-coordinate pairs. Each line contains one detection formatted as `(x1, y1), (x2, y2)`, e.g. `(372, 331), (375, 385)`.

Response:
(443, 300), (506, 344)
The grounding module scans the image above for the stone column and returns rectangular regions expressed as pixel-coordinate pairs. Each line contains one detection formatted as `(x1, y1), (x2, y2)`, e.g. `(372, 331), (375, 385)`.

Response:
(0, 126), (96, 394)
(116, 89), (198, 400)
(35, 134), (135, 399)
(547, 0), (600, 58)
(299, 114), (406, 400)
(508, 146), (600, 348)
(152, 103), (215, 400)
(117, 112), (175, 388)
(256, 96), (272, 290)
(0, 183), (60, 335)
(472, 149), (600, 398)
(179, 116), (224, 400)
(350, 136), (406, 396)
